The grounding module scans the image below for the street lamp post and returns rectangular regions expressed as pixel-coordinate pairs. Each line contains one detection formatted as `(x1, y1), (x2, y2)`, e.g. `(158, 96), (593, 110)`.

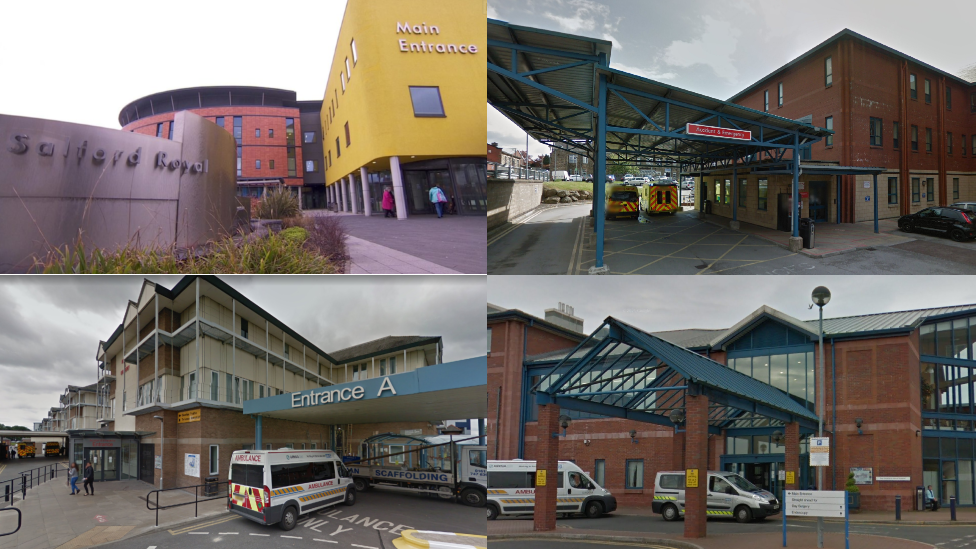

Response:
(153, 415), (164, 490)
(811, 286), (831, 549)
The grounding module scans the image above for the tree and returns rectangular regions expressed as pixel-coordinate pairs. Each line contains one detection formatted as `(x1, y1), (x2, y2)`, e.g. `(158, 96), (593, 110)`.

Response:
(542, 154), (550, 167)
(606, 163), (640, 177)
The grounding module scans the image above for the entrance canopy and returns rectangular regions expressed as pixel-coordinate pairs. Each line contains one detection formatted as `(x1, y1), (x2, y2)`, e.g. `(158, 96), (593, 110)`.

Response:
(243, 357), (487, 425)
(488, 18), (834, 269)
(531, 317), (819, 431)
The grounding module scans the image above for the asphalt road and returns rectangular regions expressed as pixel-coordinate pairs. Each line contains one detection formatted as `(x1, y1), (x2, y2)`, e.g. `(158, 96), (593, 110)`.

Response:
(488, 205), (976, 275)
(0, 456), (65, 483)
(492, 514), (976, 548)
(99, 490), (484, 549)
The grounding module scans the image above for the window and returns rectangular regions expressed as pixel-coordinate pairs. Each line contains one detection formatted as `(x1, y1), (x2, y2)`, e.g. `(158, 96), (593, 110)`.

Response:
(739, 179), (747, 208)
(156, 123), (163, 138)
(910, 74), (917, 100)
(255, 128), (260, 138)
(311, 443), (317, 449)
(888, 177), (898, 205)
(233, 117), (242, 144)
(949, 132), (954, 155)
(869, 117), (882, 146)
(912, 125), (919, 151)
(351, 39), (358, 65)
(287, 148), (296, 177)
(269, 129), (274, 138)
(973, 135), (976, 155)
(266, 444), (272, 450)
(336, 137), (341, 158)
(284, 343), (289, 359)
(303, 131), (316, 143)
(825, 116), (833, 147)
(408, 86), (446, 117)
(341, 71), (346, 92)
(724, 179), (730, 204)
(488, 471), (535, 489)
(927, 178), (935, 202)
(625, 459), (644, 489)
(925, 79), (931, 103)
(168, 122), (174, 140)
(764, 90), (769, 112)
(301, 443), (306, 450)
(893, 122), (900, 149)
(285, 118), (295, 146)
(926, 127), (932, 152)
(947, 86), (952, 110)
(241, 318), (248, 339)
(912, 177), (921, 202)
(594, 460), (605, 487)
(389, 356), (396, 374)
(965, 135), (968, 156)
(237, 146), (242, 177)
(211, 371), (219, 401)
(345, 57), (351, 80)
(778, 82), (783, 107)
(209, 445), (219, 475)
(379, 359), (387, 376)
(305, 160), (318, 173)
(660, 474), (685, 489)
(758, 179), (768, 211)
(715, 180), (721, 205)
(954, 178), (960, 200)
(231, 464), (262, 488)
(825, 56), (832, 86)
(216, 117), (224, 128)
(344, 122), (351, 147)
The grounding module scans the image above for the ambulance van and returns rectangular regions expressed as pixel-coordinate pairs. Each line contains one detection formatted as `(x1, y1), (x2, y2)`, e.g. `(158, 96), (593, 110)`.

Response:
(229, 449), (355, 531)
(487, 459), (616, 520)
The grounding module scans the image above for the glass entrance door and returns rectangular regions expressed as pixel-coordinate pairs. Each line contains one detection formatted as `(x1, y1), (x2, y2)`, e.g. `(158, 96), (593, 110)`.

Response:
(86, 449), (119, 481)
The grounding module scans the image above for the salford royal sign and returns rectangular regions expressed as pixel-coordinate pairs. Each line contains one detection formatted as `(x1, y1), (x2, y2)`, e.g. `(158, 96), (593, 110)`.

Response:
(291, 377), (398, 409)
(685, 123), (752, 141)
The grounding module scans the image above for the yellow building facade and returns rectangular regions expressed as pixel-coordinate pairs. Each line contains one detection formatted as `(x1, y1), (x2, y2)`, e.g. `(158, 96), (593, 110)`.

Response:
(320, 0), (487, 218)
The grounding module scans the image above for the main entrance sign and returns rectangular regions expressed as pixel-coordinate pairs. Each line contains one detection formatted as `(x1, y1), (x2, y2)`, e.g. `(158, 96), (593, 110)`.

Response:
(685, 123), (752, 141)
(291, 377), (397, 408)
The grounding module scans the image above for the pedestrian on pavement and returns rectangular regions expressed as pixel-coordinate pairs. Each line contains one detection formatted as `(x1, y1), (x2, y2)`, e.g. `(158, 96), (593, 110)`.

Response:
(83, 461), (94, 496)
(429, 185), (448, 218)
(68, 463), (79, 495)
(925, 485), (939, 511)
(382, 187), (395, 218)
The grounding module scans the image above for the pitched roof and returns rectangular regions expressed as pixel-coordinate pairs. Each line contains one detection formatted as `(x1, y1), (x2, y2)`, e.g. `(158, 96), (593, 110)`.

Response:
(328, 336), (441, 365)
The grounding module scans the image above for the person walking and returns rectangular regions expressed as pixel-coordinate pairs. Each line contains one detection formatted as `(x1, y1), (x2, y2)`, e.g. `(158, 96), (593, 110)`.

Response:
(83, 461), (94, 496)
(68, 463), (79, 495)
(381, 187), (396, 218)
(429, 184), (448, 218)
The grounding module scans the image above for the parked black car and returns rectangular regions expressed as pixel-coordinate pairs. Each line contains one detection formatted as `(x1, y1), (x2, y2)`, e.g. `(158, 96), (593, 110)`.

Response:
(898, 206), (976, 241)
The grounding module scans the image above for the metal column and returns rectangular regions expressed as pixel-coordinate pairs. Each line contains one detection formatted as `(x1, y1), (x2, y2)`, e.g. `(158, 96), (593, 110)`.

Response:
(593, 70), (608, 271)
(232, 300), (236, 403)
(154, 293), (158, 404)
(731, 154), (738, 221)
(195, 278), (200, 400)
(792, 143), (800, 238)
(255, 416), (262, 449)
(873, 173), (879, 233)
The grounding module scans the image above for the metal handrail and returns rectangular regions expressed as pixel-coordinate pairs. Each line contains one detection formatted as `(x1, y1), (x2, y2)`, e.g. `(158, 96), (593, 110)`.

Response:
(145, 480), (229, 527)
(0, 463), (64, 508)
(0, 507), (21, 537)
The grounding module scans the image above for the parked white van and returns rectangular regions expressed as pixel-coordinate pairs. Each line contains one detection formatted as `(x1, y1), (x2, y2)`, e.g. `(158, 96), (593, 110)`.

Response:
(487, 459), (616, 520)
(229, 449), (355, 531)
(652, 470), (779, 523)
(552, 170), (570, 181)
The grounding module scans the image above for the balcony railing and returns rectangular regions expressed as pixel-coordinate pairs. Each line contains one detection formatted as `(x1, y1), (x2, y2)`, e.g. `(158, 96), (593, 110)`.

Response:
(488, 163), (549, 181)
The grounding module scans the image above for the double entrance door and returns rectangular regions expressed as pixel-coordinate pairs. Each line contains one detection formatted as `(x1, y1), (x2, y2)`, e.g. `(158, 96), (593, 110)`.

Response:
(404, 170), (453, 215)
(86, 449), (118, 481)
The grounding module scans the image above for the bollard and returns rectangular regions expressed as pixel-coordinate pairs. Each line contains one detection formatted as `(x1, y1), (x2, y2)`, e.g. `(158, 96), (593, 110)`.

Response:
(4, 484), (8, 503)
(951, 497), (957, 521)
(895, 495), (901, 521)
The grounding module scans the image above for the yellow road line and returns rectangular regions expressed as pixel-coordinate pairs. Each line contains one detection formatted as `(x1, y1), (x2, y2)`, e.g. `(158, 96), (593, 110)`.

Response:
(697, 234), (750, 275)
(168, 515), (240, 536)
(702, 252), (802, 274)
(624, 225), (727, 274)
(487, 208), (548, 247)
(567, 216), (585, 275)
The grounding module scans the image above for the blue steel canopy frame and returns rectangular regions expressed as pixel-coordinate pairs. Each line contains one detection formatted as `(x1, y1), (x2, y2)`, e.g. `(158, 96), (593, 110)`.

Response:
(530, 317), (820, 433)
(488, 18), (832, 269)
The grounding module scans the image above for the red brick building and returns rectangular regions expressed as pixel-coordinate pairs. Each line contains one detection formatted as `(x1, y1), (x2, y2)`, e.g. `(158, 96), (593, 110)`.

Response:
(489, 301), (976, 511)
(727, 29), (976, 222)
(488, 142), (502, 164)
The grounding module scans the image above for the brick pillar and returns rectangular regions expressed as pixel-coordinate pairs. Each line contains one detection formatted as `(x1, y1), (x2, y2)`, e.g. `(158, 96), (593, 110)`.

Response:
(672, 431), (685, 470)
(785, 422), (800, 491)
(534, 402), (560, 532)
(684, 390), (709, 539)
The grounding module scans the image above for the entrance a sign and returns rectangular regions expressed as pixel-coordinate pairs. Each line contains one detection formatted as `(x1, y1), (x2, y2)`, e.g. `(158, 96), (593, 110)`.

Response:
(686, 469), (699, 488)
(685, 123), (752, 141)
(810, 437), (829, 466)
(536, 470), (546, 486)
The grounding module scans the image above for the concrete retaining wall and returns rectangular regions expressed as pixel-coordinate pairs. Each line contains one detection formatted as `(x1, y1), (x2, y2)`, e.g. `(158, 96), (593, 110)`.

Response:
(488, 179), (544, 230)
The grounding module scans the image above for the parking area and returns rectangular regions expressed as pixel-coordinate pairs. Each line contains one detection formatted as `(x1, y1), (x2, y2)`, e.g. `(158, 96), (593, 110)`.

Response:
(99, 490), (485, 549)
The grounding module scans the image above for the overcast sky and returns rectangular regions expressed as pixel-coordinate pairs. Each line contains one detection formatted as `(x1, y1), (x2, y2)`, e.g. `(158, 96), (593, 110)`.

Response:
(489, 276), (976, 335)
(488, 0), (976, 156)
(0, 275), (486, 429)
(0, 0), (348, 129)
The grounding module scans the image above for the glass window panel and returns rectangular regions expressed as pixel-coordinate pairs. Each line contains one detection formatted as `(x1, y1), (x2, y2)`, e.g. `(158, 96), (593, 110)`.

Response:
(961, 439), (975, 458)
(754, 436), (771, 455)
(408, 86), (445, 117)
(938, 322), (953, 357)
(943, 461), (958, 504)
(940, 419), (955, 431)
(625, 460), (644, 489)
(924, 459), (940, 499)
(955, 319), (969, 359)
(959, 461), (974, 505)
(970, 318), (976, 359)
(594, 460), (605, 487)
(943, 438), (958, 458)
(923, 417), (938, 430)
(770, 436), (785, 454)
(922, 363), (937, 411)
(921, 325), (936, 356)
(752, 356), (769, 384)
(770, 355), (788, 393)
(923, 437), (940, 457)
(735, 356), (752, 377)
(788, 353), (806, 403)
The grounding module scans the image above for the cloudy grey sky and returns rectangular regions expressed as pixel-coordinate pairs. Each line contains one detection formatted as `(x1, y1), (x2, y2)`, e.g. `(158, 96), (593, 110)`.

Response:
(489, 276), (976, 335)
(488, 0), (976, 156)
(0, 0), (347, 129)
(0, 275), (486, 429)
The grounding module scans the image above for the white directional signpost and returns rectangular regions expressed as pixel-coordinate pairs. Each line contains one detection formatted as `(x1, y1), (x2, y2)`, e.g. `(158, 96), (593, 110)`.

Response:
(783, 490), (849, 549)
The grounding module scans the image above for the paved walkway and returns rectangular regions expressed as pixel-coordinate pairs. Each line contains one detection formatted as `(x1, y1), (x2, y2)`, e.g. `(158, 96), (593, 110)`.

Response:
(345, 236), (461, 274)
(0, 478), (228, 549)
(306, 210), (486, 274)
(699, 213), (913, 257)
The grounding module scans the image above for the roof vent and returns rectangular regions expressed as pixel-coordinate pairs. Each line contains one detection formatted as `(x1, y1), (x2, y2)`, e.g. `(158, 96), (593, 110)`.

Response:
(545, 302), (585, 333)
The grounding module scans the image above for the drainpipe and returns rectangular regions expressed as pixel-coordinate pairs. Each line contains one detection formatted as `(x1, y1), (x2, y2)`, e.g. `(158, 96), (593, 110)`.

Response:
(831, 337), (837, 490)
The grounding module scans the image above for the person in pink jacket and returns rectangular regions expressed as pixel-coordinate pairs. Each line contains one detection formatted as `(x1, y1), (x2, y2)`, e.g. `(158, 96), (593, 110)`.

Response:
(382, 187), (395, 218)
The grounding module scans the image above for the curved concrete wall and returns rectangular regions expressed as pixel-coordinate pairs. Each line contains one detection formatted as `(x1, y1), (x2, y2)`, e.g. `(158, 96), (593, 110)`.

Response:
(0, 111), (236, 272)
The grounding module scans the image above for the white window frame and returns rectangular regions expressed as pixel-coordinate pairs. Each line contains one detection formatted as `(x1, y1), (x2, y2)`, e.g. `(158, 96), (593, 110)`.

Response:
(345, 57), (351, 79)
(341, 72), (346, 92)
(209, 445), (219, 475)
(351, 39), (357, 65)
